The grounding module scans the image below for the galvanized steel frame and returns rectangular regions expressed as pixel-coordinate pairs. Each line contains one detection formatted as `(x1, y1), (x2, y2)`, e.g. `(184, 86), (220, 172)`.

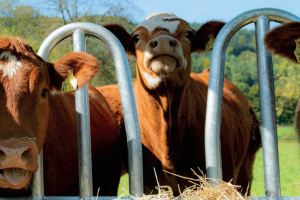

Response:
(2, 8), (300, 200)
(1, 197), (300, 200)
(205, 8), (300, 199)
(9, 22), (143, 199)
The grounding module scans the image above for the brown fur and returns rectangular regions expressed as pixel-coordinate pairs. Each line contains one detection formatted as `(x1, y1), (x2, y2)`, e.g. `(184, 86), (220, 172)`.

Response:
(264, 21), (300, 63)
(99, 14), (261, 196)
(0, 37), (121, 196)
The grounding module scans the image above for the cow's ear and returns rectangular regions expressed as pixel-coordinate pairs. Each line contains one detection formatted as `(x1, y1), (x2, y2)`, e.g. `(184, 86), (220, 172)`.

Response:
(191, 21), (225, 53)
(103, 23), (135, 56)
(264, 21), (300, 63)
(47, 52), (99, 92)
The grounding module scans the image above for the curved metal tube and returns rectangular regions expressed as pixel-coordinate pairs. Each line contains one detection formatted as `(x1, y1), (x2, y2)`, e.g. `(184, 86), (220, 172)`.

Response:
(36, 22), (143, 197)
(73, 29), (93, 199)
(205, 8), (300, 198)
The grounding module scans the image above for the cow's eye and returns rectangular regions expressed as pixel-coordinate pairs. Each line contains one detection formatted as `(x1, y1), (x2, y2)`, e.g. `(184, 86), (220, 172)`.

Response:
(132, 35), (140, 43)
(41, 89), (47, 98)
(185, 31), (194, 41)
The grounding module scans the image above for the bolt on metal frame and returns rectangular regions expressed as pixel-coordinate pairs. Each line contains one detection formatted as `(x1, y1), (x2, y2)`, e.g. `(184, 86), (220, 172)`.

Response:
(0, 22), (144, 200)
(205, 8), (300, 199)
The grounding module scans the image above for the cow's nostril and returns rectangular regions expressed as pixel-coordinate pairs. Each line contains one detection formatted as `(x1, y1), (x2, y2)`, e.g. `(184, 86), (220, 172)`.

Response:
(151, 41), (158, 48)
(169, 40), (177, 47)
(21, 149), (31, 161)
(0, 150), (5, 160)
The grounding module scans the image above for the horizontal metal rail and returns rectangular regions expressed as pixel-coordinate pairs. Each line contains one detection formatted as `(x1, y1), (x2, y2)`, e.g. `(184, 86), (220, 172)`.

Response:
(205, 7), (300, 199)
(1, 196), (300, 200)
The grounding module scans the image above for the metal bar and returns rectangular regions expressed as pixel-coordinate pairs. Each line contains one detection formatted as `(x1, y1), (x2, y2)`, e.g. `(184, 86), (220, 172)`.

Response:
(205, 7), (300, 191)
(73, 29), (93, 199)
(37, 22), (143, 196)
(1, 196), (300, 200)
(32, 152), (44, 198)
(255, 15), (281, 198)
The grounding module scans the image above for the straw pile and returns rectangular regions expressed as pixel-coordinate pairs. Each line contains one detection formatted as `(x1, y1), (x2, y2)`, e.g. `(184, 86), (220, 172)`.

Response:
(119, 168), (252, 200)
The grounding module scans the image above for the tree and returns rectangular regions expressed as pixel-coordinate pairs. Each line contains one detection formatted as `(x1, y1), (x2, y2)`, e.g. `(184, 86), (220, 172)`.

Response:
(37, 0), (141, 24)
(273, 55), (300, 124)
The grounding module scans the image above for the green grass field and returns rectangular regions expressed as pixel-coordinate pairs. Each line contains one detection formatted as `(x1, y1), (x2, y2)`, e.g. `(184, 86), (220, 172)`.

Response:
(118, 126), (300, 197)
(251, 126), (300, 197)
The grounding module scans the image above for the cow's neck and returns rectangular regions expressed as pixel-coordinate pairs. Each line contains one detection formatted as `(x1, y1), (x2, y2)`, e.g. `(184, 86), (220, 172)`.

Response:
(45, 93), (78, 162)
(136, 74), (190, 172)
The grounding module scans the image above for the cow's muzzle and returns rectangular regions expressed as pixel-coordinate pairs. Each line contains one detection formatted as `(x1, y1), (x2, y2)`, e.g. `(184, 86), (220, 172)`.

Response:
(0, 138), (38, 189)
(144, 36), (186, 75)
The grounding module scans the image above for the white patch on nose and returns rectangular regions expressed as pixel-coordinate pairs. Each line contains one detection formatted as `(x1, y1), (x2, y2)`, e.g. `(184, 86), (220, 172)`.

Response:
(137, 13), (180, 34)
(141, 70), (164, 88)
(0, 51), (23, 78)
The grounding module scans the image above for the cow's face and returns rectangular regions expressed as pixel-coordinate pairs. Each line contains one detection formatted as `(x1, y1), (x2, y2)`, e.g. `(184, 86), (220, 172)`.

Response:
(104, 13), (224, 91)
(0, 37), (99, 190)
(133, 14), (192, 90)
(264, 21), (300, 63)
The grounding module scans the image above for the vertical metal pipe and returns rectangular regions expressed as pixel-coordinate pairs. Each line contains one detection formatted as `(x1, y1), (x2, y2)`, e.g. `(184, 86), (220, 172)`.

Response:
(73, 29), (93, 199)
(205, 42), (226, 181)
(32, 152), (44, 198)
(111, 41), (143, 197)
(255, 15), (281, 197)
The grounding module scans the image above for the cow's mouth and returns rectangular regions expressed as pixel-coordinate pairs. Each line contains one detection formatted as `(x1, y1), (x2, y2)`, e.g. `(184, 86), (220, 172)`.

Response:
(147, 54), (183, 75)
(0, 168), (32, 190)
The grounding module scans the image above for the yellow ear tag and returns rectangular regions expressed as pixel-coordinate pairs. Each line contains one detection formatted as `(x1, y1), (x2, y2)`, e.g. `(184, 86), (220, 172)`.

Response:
(294, 38), (300, 63)
(61, 70), (77, 93)
(205, 35), (215, 51)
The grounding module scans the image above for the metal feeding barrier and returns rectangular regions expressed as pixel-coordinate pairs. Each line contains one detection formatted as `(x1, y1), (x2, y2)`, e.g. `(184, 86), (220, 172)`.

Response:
(205, 8), (300, 200)
(1, 8), (300, 200)
(0, 22), (143, 200)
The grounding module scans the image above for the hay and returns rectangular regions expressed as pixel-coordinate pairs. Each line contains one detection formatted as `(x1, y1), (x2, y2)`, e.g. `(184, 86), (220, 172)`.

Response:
(119, 168), (252, 200)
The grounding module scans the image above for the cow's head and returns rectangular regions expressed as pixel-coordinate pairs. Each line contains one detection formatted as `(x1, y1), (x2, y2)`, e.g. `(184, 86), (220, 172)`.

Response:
(264, 21), (300, 63)
(104, 13), (224, 91)
(0, 37), (99, 190)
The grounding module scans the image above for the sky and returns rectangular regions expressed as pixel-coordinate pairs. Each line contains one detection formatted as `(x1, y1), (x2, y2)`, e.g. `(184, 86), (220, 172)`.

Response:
(133, 0), (300, 24)
(18, 0), (300, 27)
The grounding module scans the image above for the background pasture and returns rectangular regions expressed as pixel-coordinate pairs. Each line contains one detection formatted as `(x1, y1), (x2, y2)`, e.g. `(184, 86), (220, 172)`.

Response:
(118, 126), (300, 197)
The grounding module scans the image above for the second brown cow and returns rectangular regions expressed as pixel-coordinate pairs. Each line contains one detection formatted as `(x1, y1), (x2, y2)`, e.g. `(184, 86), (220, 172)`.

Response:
(99, 13), (261, 195)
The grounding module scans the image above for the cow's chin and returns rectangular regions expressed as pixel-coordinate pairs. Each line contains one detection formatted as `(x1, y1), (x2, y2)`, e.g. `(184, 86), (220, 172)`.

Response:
(0, 168), (32, 190)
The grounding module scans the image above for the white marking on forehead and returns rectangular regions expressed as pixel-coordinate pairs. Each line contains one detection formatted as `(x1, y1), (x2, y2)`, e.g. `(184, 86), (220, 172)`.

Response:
(141, 70), (164, 88)
(0, 51), (23, 78)
(137, 13), (181, 34)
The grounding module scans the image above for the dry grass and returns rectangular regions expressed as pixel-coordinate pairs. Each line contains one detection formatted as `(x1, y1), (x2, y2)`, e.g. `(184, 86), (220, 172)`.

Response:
(118, 168), (252, 200)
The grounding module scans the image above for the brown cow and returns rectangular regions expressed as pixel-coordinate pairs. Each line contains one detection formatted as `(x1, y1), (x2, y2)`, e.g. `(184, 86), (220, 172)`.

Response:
(0, 37), (121, 196)
(99, 13), (261, 195)
(264, 21), (300, 144)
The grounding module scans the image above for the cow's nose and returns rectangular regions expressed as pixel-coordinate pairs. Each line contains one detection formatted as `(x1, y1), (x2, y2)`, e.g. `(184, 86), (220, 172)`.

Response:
(0, 139), (38, 171)
(149, 36), (178, 49)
